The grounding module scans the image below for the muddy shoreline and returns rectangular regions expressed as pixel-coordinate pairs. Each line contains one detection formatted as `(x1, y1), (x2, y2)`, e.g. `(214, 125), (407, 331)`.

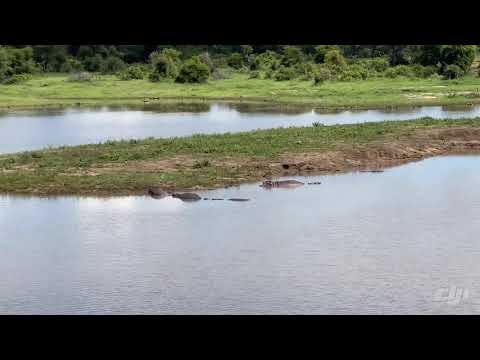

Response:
(2, 127), (480, 197)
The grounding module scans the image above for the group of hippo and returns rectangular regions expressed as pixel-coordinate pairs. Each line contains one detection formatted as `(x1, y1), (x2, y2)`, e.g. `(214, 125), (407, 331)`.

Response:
(147, 170), (383, 202)
(147, 179), (321, 202)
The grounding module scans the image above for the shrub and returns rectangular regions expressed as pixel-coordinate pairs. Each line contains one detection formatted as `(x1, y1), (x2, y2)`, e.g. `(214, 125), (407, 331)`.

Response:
(2, 73), (32, 85)
(410, 64), (438, 78)
(324, 50), (347, 67)
(440, 45), (476, 73)
(314, 45), (341, 63)
(384, 65), (414, 78)
(313, 66), (332, 85)
(198, 52), (215, 72)
(82, 54), (104, 72)
(355, 57), (389, 73)
(443, 64), (463, 79)
(117, 65), (147, 80)
(100, 56), (126, 74)
(175, 57), (210, 83)
(281, 46), (304, 67)
(294, 62), (315, 80)
(68, 72), (95, 82)
(227, 53), (244, 69)
(273, 66), (297, 81)
(149, 53), (178, 81)
(211, 68), (230, 80)
(255, 50), (280, 70)
(338, 64), (370, 81)
(60, 57), (84, 72)
(248, 70), (260, 79)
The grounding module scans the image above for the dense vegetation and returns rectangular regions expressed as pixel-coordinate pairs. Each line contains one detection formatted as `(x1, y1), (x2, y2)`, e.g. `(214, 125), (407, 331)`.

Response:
(0, 45), (478, 86)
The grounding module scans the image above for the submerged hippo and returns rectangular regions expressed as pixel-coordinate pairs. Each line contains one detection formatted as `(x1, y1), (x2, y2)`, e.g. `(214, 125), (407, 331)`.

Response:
(147, 187), (169, 199)
(228, 198), (250, 202)
(171, 192), (202, 202)
(260, 180), (305, 189)
(360, 170), (384, 173)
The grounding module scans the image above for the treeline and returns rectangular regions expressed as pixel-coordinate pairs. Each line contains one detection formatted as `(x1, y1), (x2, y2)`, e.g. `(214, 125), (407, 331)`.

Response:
(0, 45), (478, 84)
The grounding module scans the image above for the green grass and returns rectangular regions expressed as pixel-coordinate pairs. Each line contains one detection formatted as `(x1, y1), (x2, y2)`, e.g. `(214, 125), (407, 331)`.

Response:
(2, 117), (480, 195)
(1, 73), (480, 109)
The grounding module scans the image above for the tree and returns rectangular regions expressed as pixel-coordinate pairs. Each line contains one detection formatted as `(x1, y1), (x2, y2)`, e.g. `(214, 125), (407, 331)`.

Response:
(281, 46), (304, 66)
(227, 53), (244, 69)
(440, 45), (476, 74)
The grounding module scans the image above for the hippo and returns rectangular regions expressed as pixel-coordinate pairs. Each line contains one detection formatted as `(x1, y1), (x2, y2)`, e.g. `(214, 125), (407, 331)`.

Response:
(171, 192), (202, 202)
(360, 170), (384, 173)
(147, 187), (169, 199)
(228, 198), (250, 202)
(260, 180), (304, 189)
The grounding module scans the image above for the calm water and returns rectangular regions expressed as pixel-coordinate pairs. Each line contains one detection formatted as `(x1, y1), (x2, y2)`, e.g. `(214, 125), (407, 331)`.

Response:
(1, 103), (480, 154)
(1, 155), (480, 314)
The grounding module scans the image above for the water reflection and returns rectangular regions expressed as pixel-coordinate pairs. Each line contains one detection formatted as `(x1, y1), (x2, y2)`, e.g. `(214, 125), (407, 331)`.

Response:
(1, 103), (480, 154)
(2, 155), (480, 314)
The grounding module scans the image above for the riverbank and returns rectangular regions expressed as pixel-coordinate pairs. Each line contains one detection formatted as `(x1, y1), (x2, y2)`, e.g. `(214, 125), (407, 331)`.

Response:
(2, 117), (480, 195)
(1, 73), (480, 110)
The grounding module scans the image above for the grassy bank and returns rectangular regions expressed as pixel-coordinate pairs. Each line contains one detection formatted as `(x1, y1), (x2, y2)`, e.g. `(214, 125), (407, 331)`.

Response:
(2, 117), (480, 195)
(1, 73), (480, 110)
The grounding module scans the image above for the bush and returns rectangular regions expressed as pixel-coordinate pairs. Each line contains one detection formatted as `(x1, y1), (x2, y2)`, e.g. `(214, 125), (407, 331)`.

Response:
(82, 54), (104, 72)
(313, 66), (333, 85)
(338, 64), (370, 81)
(100, 56), (126, 74)
(149, 53), (178, 81)
(273, 66), (297, 81)
(117, 64), (147, 80)
(2, 73), (32, 85)
(281, 46), (304, 67)
(410, 64), (438, 78)
(254, 50), (281, 71)
(314, 45), (341, 63)
(355, 57), (389, 73)
(384, 65), (415, 78)
(440, 45), (476, 73)
(443, 64), (463, 79)
(324, 50), (347, 67)
(60, 57), (84, 72)
(68, 72), (95, 82)
(198, 52), (215, 72)
(227, 53), (244, 69)
(294, 62), (315, 80)
(248, 70), (260, 79)
(175, 57), (210, 83)
(211, 68), (230, 80)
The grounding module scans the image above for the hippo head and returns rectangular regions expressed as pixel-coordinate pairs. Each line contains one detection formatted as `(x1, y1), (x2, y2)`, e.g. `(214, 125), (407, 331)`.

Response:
(260, 180), (274, 188)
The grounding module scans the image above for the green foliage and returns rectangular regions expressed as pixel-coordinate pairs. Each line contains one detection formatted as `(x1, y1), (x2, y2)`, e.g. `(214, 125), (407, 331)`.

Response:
(149, 51), (179, 81)
(355, 57), (389, 72)
(82, 54), (104, 72)
(227, 53), (244, 69)
(0, 46), (39, 83)
(314, 45), (341, 63)
(324, 50), (347, 67)
(440, 45), (475, 74)
(252, 50), (280, 71)
(443, 64), (463, 79)
(313, 66), (332, 85)
(117, 64), (147, 80)
(33, 45), (69, 72)
(198, 52), (215, 72)
(2, 73), (32, 85)
(60, 57), (84, 72)
(273, 66), (297, 81)
(281, 46), (304, 67)
(100, 56), (126, 74)
(248, 70), (260, 79)
(175, 57), (210, 83)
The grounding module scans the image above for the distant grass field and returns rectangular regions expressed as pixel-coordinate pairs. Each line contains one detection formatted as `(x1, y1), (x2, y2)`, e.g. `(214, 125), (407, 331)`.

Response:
(2, 117), (480, 195)
(1, 73), (480, 109)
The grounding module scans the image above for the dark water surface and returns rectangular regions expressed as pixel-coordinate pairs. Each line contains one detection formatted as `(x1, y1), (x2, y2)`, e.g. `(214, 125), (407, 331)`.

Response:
(1, 155), (480, 314)
(1, 103), (480, 154)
